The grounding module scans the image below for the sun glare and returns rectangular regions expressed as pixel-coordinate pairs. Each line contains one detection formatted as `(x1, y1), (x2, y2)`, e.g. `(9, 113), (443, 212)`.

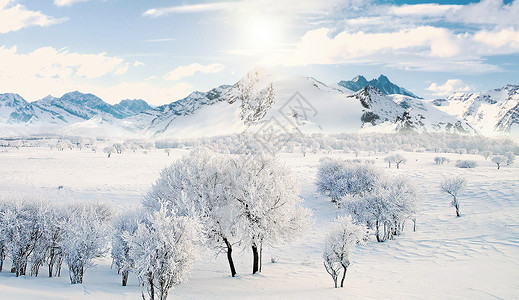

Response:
(243, 16), (283, 51)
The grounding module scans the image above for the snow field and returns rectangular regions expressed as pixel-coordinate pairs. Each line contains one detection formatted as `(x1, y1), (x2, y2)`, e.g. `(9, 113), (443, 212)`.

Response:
(0, 147), (518, 299)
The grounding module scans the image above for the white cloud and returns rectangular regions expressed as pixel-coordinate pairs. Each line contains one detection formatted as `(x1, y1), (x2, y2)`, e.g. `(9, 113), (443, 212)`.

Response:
(144, 0), (369, 18)
(426, 79), (472, 97)
(163, 63), (225, 81)
(0, 0), (66, 33)
(261, 26), (462, 66)
(54, 0), (90, 7)
(389, 3), (461, 17)
(133, 61), (145, 67)
(144, 2), (235, 17)
(474, 28), (519, 50)
(0, 45), (196, 105)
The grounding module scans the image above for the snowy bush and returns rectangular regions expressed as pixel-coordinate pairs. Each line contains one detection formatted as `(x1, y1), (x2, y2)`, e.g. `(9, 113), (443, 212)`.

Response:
(455, 160), (477, 168)
(124, 207), (202, 300)
(440, 177), (466, 217)
(61, 203), (112, 284)
(323, 216), (367, 288)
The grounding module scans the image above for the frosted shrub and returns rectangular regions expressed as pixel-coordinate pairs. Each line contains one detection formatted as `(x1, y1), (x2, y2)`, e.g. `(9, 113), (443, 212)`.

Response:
(455, 160), (477, 168)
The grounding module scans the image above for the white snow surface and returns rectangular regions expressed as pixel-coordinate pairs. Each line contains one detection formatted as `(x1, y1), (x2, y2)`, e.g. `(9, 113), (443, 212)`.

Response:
(0, 147), (518, 299)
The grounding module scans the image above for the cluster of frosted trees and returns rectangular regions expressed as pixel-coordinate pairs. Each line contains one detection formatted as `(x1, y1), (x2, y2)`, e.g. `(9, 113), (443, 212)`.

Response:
(110, 148), (311, 299)
(0, 199), (112, 283)
(316, 158), (419, 287)
(317, 158), (419, 241)
(1, 149), (311, 299)
(155, 132), (518, 157)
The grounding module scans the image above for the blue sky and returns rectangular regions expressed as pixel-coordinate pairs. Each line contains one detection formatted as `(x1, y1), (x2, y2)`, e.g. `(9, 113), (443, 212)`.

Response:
(0, 0), (518, 105)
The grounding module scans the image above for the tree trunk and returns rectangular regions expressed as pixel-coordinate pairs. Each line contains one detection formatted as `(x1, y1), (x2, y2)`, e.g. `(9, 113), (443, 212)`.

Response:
(223, 238), (237, 277)
(0, 246), (4, 272)
(259, 242), (263, 273)
(375, 221), (381, 242)
(122, 270), (129, 286)
(252, 244), (259, 274)
(340, 266), (348, 288)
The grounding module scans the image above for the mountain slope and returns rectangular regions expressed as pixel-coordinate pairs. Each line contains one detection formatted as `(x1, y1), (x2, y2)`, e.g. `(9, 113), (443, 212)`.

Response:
(431, 85), (519, 136)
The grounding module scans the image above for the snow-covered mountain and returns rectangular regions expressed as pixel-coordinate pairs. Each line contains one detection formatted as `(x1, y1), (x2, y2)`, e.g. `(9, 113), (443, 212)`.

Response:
(431, 85), (519, 136)
(346, 86), (474, 134)
(0, 69), (516, 138)
(338, 75), (420, 98)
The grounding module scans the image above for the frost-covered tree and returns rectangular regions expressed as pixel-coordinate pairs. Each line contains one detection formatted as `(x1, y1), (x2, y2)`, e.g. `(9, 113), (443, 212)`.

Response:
(124, 207), (201, 300)
(164, 148), (171, 156)
(440, 176), (466, 217)
(316, 158), (380, 206)
(434, 156), (448, 164)
(323, 216), (367, 288)
(103, 146), (115, 158)
(491, 155), (507, 169)
(393, 154), (407, 169)
(144, 148), (241, 277)
(1, 198), (45, 277)
(61, 203), (112, 284)
(504, 152), (515, 166)
(481, 151), (493, 160)
(112, 210), (142, 286)
(229, 154), (311, 274)
(384, 156), (394, 168)
(113, 143), (124, 154)
(345, 176), (418, 242)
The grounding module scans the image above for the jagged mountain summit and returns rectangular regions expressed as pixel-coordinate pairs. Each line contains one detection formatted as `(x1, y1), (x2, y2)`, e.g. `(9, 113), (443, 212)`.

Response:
(0, 69), (517, 138)
(338, 75), (420, 98)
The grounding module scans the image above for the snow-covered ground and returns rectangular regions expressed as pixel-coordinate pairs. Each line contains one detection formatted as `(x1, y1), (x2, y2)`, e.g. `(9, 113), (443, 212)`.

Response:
(0, 147), (518, 299)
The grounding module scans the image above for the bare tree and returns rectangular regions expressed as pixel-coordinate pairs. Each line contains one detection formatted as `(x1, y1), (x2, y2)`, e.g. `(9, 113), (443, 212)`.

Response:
(440, 176), (466, 217)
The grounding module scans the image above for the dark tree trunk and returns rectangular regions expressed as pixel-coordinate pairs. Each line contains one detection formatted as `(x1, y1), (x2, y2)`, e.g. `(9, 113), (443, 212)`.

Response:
(122, 270), (129, 286)
(0, 246), (4, 272)
(223, 238), (237, 277)
(252, 244), (259, 274)
(259, 242), (263, 273)
(340, 266), (348, 287)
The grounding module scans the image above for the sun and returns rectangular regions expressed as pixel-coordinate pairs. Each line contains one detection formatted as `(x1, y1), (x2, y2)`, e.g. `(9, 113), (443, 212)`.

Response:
(243, 16), (283, 52)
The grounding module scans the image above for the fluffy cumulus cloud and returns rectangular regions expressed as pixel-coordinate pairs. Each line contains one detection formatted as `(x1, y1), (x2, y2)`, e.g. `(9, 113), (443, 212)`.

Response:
(426, 79), (472, 97)
(163, 63), (225, 81)
(0, 0), (65, 33)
